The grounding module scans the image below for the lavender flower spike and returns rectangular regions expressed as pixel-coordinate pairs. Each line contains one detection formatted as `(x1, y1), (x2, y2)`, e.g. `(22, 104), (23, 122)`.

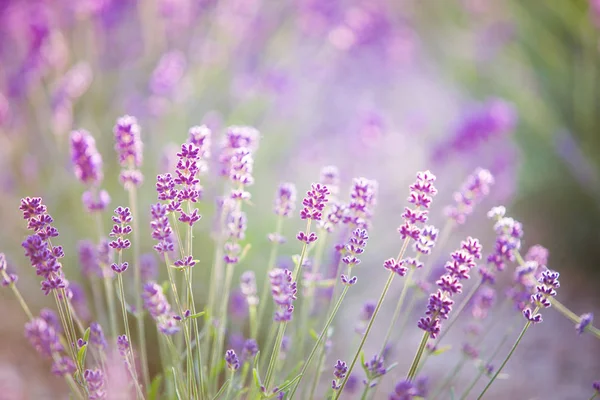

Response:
(270, 268), (297, 322)
(69, 129), (103, 185)
(332, 360), (348, 390)
(225, 349), (240, 371)
(444, 168), (494, 225)
(84, 369), (106, 400)
(142, 282), (179, 335)
(576, 313), (594, 335)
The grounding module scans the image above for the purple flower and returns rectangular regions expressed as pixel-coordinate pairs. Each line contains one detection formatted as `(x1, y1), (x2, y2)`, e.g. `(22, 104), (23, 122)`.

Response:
(390, 379), (417, 400)
(383, 258), (408, 277)
(150, 203), (174, 255)
(225, 349), (240, 371)
(300, 183), (330, 221)
(274, 182), (297, 218)
(78, 240), (101, 279)
(240, 271), (258, 306)
(414, 225), (439, 255)
(332, 360), (348, 390)
(242, 339), (259, 360)
(140, 253), (158, 282)
(576, 313), (593, 335)
(150, 51), (186, 96)
(113, 115), (143, 168)
(69, 129), (103, 185)
(117, 335), (130, 357)
(320, 165), (340, 197)
(593, 381), (600, 393)
(84, 369), (106, 400)
(399, 171), (437, 242)
(270, 268), (297, 322)
(444, 168), (494, 224)
(525, 245), (549, 267)
(364, 354), (387, 380)
(25, 317), (64, 358)
(218, 126), (260, 177)
(90, 322), (107, 350)
(51, 356), (76, 377)
(82, 189), (111, 213)
(342, 228), (369, 266)
(69, 282), (91, 321)
(142, 282), (179, 335)
(471, 286), (496, 319)
(109, 207), (132, 252)
(345, 177), (378, 228)
(187, 125), (211, 170)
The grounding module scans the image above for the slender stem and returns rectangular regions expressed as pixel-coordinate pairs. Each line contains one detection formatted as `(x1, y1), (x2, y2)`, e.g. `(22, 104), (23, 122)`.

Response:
(264, 220), (311, 391)
(248, 304), (257, 344)
(333, 237), (411, 399)
(95, 213), (118, 340)
(256, 216), (284, 339)
(589, 393), (598, 400)
(476, 311), (537, 399)
(124, 353), (146, 400)
(307, 339), (328, 400)
(406, 331), (429, 381)
(65, 372), (86, 400)
(378, 267), (416, 356)
(224, 370), (235, 400)
(128, 187), (150, 389)
(360, 383), (371, 400)
(289, 285), (350, 399)
(2, 271), (34, 319)
(514, 252), (600, 339)
(117, 272), (140, 388)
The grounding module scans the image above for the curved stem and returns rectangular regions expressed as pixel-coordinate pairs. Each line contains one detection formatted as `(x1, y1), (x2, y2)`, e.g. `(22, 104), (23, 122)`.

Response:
(128, 187), (150, 389)
(476, 310), (536, 399)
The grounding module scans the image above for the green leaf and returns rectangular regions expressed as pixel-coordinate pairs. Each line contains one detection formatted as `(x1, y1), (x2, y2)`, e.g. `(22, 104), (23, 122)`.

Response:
(238, 244), (252, 262)
(384, 362), (398, 374)
(449, 387), (456, 400)
(147, 374), (163, 400)
(253, 368), (263, 390)
(273, 373), (303, 393)
(82, 327), (90, 343)
(189, 311), (206, 319)
(309, 329), (319, 341)
(212, 378), (230, 400)
(431, 345), (452, 356)
(77, 328), (90, 368)
(161, 281), (170, 294)
(359, 351), (366, 371)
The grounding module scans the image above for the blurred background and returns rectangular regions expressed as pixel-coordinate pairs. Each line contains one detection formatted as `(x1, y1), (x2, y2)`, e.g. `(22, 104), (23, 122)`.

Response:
(1, 0), (600, 398)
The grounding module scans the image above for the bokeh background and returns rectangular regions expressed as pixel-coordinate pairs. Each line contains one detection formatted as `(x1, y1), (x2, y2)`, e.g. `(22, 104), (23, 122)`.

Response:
(1, 0), (600, 398)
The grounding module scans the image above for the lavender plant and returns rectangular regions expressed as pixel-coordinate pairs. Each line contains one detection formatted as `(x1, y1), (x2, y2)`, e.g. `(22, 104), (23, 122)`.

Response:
(2, 116), (600, 400)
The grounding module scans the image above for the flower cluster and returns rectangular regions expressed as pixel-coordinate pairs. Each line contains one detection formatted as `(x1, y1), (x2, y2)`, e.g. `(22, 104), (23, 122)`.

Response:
(84, 369), (106, 400)
(332, 360), (348, 390)
(399, 171), (437, 242)
(389, 378), (428, 400)
(418, 237), (481, 339)
(218, 126), (260, 177)
(444, 168), (494, 224)
(114, 115), (144, 188)
(344, 177), (378, 229)
(240, 271), (258, 306)
(25, 316), (75, 376)
(297, 183), (330, 244)
(109, 206), (132, 273)
(142, 282), (179, 335)
(20, 198), (67, 294)
(576, 313), (594, 335)
(268, 182), (297, 243)
(0, 252), (17, 287)
(523, 269), (560, 324)
(340, 228), (369, 285)
(506, 244), (549, 311)
(225, 349), (240, 371)
(150, 203), (174, 255)
(270, 268), (297, 322)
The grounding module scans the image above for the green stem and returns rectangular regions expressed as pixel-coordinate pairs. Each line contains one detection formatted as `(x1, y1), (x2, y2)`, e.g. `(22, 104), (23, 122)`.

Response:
(224, 370), (235, 400)
(378, 267), (416, 356)
(128, 187), (150, 390)
(476, 310), (537, 399)
(256, 216), (284, 339)
(117, 271), (141, 390)
(2, 271), (34, 319)
(289, 285), (350, 399)
(264, 220), (311, 391)
(94, 212), (118, 340)
(406, 331), (429, 381)
(333, 237), (411, 399)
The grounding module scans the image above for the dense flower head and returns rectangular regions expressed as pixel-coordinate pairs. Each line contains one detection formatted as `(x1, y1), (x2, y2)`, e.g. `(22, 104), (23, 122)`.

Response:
(90, 322), (107, 350)
(113, 115), (143, 168)
(242, 339), (259, 360)
(525, 245), (549, 268)
(225, 349), (240, 371)
(25, 317), (64, 358)
(341, 228), (369, 268)
(20, 197), (59, 239)
(84, 369), (106, 400)
(332, 360), (348, 390)
(414, 225), (439, 255)
(187, 125), (211, 165)
(117, 335), (130, 358)
(390, 380), (417, 400)
(472, 286), (496, 319)
(270, 268), (297, 322)
(399, 171), (437, 242)
(300, 183), (330, 221)
(320, 165), (340, 197)
(150, 202), (174, 254)
(109, 207), (132, 251)
(142, 282), (179, 335)
(150, 50), (186, 96)
(219, 126), (260, 176)
(576, 313), (594, 335)
(51, 356), (76, 377)
(345, 177), (378, 228)
(523, 269), (560, 324)
(383, 258), (408, 277)
(69, 129), (103, 185)
(444, 168), (494, 224)
(22, 232), (66, 294)
(240, 271), (258, 306)
(274, 182), (297, 217)
(78, 240), (101, 278)
(364, 354), (387, 381)
(82, 189), (111, 212)
(228, 147), (254, 188)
